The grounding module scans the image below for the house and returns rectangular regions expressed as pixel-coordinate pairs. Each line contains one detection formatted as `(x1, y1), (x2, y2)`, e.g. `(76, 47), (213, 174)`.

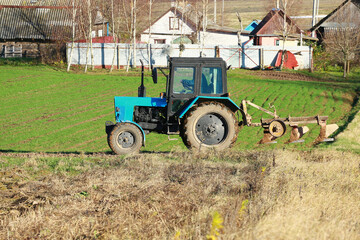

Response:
(0, 0), (72, 58)
(140, 6), (249, 45)
(0, 0), (109, 58)
(309, 0), (360, 42)
(250, 9), (313, 47)
(92, 10), (109, 38)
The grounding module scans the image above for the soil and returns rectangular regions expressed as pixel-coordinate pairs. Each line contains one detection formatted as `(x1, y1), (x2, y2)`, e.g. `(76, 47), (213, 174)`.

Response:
(245, 70), (332, 82)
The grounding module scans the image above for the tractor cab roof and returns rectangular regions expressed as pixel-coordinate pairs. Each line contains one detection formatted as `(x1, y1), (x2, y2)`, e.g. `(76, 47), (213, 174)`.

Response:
(169, 57), (227, 66)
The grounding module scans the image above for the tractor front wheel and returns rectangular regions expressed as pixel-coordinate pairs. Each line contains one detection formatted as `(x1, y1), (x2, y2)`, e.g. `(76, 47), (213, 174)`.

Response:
(181, 102), (238, 151)
(108, 123), (143, 155)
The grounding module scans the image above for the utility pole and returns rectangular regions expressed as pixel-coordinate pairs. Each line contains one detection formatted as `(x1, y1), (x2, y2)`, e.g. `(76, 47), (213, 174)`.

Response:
(133, 0), (137, 68)
(214, 0), (216, 24)
(221, 0), (224, 26)
(316, 0), (320, 22)
(311, 0), (318, 37)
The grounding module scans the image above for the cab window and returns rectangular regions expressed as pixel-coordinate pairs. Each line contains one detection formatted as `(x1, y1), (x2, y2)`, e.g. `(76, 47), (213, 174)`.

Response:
(201, 67), (223, 94)
(173, 67), (195, 94)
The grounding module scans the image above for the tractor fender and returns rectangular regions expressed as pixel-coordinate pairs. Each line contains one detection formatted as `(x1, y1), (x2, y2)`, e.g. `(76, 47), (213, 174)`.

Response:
(178, 96), (247, 125)
(105, 120), (146, 146)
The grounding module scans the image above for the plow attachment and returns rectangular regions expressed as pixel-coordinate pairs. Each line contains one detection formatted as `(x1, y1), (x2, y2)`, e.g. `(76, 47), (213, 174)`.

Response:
(241, 100), (339, 144)
(258, 116), (339, 144)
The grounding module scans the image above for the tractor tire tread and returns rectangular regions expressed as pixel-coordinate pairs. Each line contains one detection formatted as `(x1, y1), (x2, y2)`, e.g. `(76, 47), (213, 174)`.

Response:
(180, 102), (239, 151)
(107, 122), (143, 155)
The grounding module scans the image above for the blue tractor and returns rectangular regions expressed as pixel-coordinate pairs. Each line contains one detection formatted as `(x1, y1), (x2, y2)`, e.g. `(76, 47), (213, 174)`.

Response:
(105, 57), (337, 154)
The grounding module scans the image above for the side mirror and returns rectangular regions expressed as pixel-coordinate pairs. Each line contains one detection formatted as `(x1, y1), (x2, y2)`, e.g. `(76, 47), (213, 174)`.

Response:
(152, 67), (158, 84)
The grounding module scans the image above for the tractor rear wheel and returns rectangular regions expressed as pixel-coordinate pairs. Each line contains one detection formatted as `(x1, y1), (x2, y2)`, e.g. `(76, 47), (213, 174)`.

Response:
(181, 102), (238, 151)
(108, 123), (143, 155)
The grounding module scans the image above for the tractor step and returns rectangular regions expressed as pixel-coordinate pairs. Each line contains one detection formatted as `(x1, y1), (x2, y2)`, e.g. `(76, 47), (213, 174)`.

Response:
(289, 139), (305, 143)
(167, 135), (178, 141)
(321, 138), (335, 142)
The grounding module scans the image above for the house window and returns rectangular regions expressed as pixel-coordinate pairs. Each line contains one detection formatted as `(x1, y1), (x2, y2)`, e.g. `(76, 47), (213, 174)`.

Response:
(254, 37), (262, 46)
(169, 17), (179, 30)
(98, 30), (103, 37)
(154, 39), (166, 44)
(91, 31), (96, 38)
(275, 39), (280, 46)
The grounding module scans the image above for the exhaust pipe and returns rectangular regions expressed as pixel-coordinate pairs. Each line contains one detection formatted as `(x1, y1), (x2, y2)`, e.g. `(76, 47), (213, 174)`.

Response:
(138, 59), (146, 97)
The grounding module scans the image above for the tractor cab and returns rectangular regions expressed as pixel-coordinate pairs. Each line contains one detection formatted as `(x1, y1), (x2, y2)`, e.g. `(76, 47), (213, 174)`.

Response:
(154, 57), (230, 125)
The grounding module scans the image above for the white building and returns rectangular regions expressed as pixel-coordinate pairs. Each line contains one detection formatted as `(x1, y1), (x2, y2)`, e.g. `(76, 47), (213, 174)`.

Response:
(140, 7), (249, 45)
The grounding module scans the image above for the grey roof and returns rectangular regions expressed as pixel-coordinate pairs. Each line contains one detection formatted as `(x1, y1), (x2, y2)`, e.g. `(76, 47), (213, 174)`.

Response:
(0, 0), (71, 6)
(0, 0), (73, 41)
(0, 6), (72, 40)
(310, 0), (360, 31)
(0, 0), (108, 41)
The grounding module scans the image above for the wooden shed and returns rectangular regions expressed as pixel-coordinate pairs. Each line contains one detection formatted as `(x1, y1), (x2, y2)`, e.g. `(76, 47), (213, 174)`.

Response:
(0, 0), (73, 58)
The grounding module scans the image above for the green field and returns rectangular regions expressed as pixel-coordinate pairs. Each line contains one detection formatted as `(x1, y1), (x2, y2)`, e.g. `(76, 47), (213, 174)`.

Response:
(1, 64), (360, 239)
(1, 65), (359, 154)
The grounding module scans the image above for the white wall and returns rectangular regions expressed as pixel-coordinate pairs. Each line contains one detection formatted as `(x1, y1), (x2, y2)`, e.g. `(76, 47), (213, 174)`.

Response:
(199, 31), (249, 45)
(141, 34), (182, 44)
(67, 43), (312, 70)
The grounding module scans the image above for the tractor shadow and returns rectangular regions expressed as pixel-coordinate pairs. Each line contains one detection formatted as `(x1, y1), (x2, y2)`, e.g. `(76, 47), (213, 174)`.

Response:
(0, 149), (172, 157)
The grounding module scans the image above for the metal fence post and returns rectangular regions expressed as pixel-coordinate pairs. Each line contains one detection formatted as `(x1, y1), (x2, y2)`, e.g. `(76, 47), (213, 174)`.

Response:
(117, 44), (120, 69)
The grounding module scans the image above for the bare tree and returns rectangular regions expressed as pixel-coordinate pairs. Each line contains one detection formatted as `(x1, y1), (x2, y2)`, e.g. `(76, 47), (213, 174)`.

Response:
(178, 0), (190, 57)
(125, 0), (138, 71)
(88, 0), (95, 71)
(323, 7), (360, 78)
(110, 0), (117, 72)
(221, 0), (224, 27)
(236, 11), (243, 46)
(67, 0), (77, 72)
(190, 1), (203, 44)
(213, 0), (216, 24)
(132, 0), (137, 68)
(267, 0), (302, 70)
(277, 0), (300, 70)
(147, 0), (154, 69)
(200, 0), (209, 56)
(76, 0), (94, 73)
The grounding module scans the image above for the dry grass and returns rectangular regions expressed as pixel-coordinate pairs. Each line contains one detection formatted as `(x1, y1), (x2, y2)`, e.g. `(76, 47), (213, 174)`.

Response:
(332, 110), (360, 153)
(239, 150), (360, 240)
(1, 149), (359, 239)
(0, 151), (270, 239)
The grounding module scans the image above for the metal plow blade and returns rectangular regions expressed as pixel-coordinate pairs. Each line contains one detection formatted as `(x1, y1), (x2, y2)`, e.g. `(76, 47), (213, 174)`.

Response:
(287, 126), (309, 143)
(314, 123), (339, 143)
